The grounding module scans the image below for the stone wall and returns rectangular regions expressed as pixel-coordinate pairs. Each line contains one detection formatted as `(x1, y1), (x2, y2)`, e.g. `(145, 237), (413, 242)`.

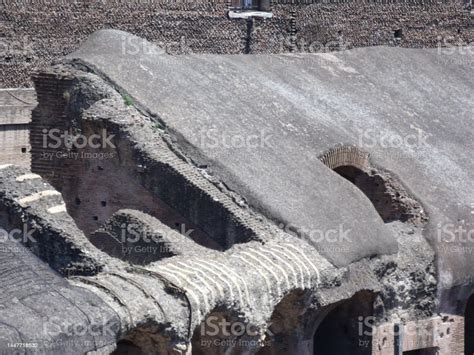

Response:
(0, 88), (36, 166)
(30, 67), (271, 250)
(372, 315), (465, 354)
(1, 0), (472, 87)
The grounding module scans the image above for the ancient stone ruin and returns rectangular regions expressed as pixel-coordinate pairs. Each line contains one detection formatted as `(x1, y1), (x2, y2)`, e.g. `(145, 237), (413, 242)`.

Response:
(0, 1), (473, 355)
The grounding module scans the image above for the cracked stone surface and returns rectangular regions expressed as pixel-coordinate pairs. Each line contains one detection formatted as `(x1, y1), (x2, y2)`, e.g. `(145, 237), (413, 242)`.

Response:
(0, 30), (472, 354)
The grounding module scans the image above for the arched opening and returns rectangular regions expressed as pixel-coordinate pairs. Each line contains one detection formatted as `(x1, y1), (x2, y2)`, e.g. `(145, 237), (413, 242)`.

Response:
(319, 146), (426, 225)
(333, 165), (403, 223)
(112, 327), (172, 355)
(333, 165), (424, 224)
(465, 294), (474, 355)
(112, 339), (145, 355)
(256, 290), (314, 355)
(313, 291), (375, 355)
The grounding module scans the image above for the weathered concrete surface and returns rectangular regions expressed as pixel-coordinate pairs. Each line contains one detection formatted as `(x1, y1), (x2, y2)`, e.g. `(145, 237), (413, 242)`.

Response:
(0, 165), (120, 354)
(89, 209), (210, 265)
(0, 165), (340, 353)
(0, 242), (120, 354)
(65, 30), (473, 292)
(0, 89), (36, 167)
(64, 31), (399, 269)
(3, 32), (449, 349)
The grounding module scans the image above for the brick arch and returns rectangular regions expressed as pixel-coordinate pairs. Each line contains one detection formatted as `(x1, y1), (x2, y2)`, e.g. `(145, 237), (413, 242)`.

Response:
(319, 145), (426, 224)
(312, 291), (376, 355)
(112, 326), (174, 355)
(256, 289), (316, 355)
(319, 145), (370, 171)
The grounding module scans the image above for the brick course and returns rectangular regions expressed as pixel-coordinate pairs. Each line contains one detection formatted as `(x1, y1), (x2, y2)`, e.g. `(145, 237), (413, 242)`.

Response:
(1, 0), (472, 87)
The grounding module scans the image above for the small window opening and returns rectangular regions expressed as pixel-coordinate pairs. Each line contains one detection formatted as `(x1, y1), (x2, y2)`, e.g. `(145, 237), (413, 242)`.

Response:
(75, 197), (81, 205)
(93, 216), (98, 221)
(21, 147), (27, 153)
(101, 201), (107, 207)
(394, 29), (403, 40)
(403, 348), (439, 355)
(230, 0), (270, 11)
(313, 291), (375, 355)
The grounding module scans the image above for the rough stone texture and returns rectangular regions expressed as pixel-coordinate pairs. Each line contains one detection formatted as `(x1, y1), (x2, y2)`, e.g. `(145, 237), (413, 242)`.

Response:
(0, 166), (120, 354)
(89, 209), (210, 265)
(0, 89), (36, 166)
(64, 30), (473, 293)
(0, 0), (473, 87)
(0, 30), (472, 354)
(372, 315), (464, 354)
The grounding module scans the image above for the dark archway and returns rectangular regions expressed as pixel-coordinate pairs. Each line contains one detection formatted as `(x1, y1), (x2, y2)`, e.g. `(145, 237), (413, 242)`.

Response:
(465, 294), (474, 355)
(313, 291), (375, 355)
(112, 339), (145, 355)
(111, 326), (172, 355)
(333, 165), (417, 223)
(256, 290), (314, 355)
